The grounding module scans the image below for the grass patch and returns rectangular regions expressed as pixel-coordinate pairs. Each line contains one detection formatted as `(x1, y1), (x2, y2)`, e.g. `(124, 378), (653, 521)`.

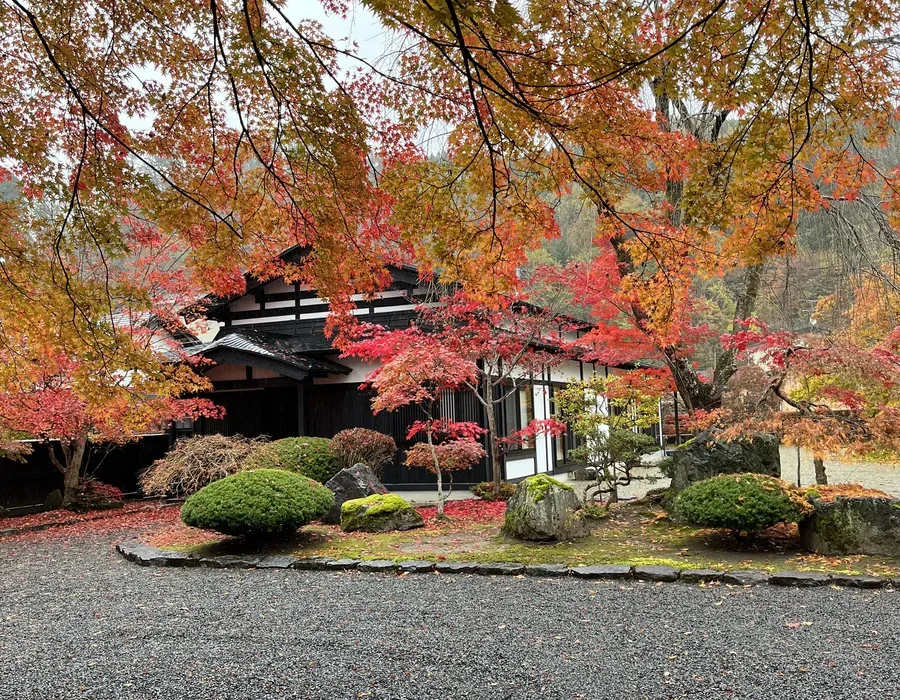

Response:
(148, 500), (900, 577)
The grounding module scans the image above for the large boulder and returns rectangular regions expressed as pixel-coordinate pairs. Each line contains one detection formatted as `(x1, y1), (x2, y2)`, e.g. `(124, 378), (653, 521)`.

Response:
(340, 494), (424, 532)
(502, 474), (588, 541)
(799, 496), (900, 556)
(323, 463), (388, 524)
(669, 431), (780, 494)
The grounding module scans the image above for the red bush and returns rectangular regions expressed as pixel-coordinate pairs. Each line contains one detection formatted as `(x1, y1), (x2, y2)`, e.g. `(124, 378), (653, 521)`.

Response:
(331, 428), (397, 476)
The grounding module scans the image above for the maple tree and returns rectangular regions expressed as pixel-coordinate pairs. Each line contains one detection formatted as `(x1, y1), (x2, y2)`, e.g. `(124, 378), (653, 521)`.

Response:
(367, 0), (900, 420)
(713, 321), (900, 483)
(342, 286), (576, 495)
(357, 334), (484, 516)
(0, 226), (222, 505)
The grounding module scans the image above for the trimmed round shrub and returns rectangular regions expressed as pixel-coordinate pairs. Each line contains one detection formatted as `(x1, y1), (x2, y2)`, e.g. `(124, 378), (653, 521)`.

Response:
(247, 437), (339, 483)
(180, 469), (334, 537)
(675, 473), (813, 536)
(331, 428), (397, 477)
(140, 434), (269, 497)
(470, 481), (517, 502)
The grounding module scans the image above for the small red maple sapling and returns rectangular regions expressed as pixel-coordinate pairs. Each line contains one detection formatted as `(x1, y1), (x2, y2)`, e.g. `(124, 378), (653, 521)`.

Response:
(342, 283), (578, 497)
(362, 337), (482, 516)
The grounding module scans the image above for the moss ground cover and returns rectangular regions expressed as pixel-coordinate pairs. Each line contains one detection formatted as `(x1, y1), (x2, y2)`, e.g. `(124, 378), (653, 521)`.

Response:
(148, 498), (900, 577)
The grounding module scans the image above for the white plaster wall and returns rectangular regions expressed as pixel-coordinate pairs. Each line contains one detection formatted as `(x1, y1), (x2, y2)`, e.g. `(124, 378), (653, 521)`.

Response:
(505, 456), (535, 480)
(204, 363), (248, 381)
(313, 355), (377, 384)
(232, 314), (295, 326)
(229, 295), (260, 312)
(533, 383), (552, 474)
(548, 360), (584, 383)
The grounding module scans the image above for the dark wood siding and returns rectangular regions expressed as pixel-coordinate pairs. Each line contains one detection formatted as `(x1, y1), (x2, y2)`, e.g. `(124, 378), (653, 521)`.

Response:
(0, 434), (171, 514)
(305, 384), (490, 487)
(194, 386), (300, 440)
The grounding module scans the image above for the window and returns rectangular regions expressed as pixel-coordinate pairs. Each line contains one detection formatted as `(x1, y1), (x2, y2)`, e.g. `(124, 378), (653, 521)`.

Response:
(550, 383), (582, 466)
(502, 384), (535, 452)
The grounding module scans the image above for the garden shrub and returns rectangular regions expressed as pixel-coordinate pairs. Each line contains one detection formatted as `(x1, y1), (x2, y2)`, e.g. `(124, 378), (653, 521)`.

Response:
(246, 437), (339, 483)
(180, 469), (334, 537)
(656, 456), (676, 480)
(67, 480), (124, 513)
(470, 481), (517, 501)
(580, 502), (608, 520)
(140, 434), (269, 498)
(331, 428), (397, 476)
(404, 439), (485, 475)
(675, 473), (813, 536)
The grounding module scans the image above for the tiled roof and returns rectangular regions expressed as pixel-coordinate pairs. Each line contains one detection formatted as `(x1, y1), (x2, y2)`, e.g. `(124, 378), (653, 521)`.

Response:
(192, 330), (350, 375)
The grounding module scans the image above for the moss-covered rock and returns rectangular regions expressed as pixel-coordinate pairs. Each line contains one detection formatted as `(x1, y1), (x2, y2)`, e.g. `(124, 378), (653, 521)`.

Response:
(340, 494), (424, 533)
(502, 475), (587, 541)
(323, 464), (389, 524)
(669, 431), (780, 494)
(799, 495), (900, 555)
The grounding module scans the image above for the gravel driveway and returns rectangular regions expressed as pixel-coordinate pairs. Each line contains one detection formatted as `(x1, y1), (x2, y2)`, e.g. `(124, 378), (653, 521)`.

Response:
(1, 532), (898, 699)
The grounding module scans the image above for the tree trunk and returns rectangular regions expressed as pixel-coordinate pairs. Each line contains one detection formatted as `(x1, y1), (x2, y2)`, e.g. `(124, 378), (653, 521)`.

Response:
(483, 379), (503, 495)
(48, 433), (88, 507)
(813, 455), (827, 485)
(622, 75), (763, 415)
(426, 428), (445, 517)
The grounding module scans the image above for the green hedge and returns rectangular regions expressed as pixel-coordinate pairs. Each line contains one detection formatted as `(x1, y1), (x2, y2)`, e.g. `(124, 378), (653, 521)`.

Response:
(180, 469), (334, 537)
(247, 437), (339, 483)
(675, 473), (813, 536)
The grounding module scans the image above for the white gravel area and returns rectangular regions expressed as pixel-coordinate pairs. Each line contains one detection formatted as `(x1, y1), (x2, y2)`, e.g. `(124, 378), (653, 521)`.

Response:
(1, 534), (899, 699)
(559, 446), (900, 501)
(779, 447), (900, 496)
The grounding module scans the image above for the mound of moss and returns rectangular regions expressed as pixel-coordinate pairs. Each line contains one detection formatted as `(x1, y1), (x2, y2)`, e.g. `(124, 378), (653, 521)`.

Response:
(181, 469), (334, 538)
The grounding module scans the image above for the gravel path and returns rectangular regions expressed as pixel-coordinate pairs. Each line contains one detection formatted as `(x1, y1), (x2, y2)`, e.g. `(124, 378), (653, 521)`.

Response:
(780, 447), (900, 496)
(563, 447), (900, 502)
(1, 533), (899, 699)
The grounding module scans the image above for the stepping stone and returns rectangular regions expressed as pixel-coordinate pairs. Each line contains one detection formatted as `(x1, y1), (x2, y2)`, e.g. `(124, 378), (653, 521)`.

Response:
(200, 555), (260, 569)
(633, 565), (680, 582)
(769, 571), (831, 587)
(680, 569), (725, 584)
(325, 558), (361, 570)
(525, 564), (569, 577)
(357, 560), (398, 573)
(722, 570), (771, 586)
(144, 551), (199, 567)
(398, 560), (435, 573)
(293, 557), (335, 571)
(570, 565), (632, 580)
(116, 541), (157, 564)
(256, 555), (297, 569)
(477, 562), (525, 576)
(830, 573), (886, 589)
(435, 562), (479, 574)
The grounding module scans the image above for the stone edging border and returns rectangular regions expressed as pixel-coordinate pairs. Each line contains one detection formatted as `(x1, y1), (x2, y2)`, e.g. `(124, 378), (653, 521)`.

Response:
(116, 541), (895, 590)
